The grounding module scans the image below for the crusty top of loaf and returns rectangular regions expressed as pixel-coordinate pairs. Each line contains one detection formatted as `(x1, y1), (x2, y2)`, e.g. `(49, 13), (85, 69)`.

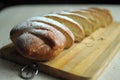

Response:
(26, 16), (75, 48)
(10, 21), (66, 44)
(27, 17), (71, 32)
(27, 16), (75, 40)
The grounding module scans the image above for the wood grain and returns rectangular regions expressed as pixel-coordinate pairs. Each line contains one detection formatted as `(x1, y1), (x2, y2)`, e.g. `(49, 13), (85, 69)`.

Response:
(0, 22), (120, 80)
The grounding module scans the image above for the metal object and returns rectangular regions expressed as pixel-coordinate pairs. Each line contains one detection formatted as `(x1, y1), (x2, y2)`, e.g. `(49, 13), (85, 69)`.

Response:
(20, 63), (39, 80)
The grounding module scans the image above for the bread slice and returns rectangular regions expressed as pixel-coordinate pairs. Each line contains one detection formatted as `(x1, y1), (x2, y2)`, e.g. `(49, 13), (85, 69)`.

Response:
(89, 7), (113, 25)
(85, 8), (108, 27)
(45, 14), (85, 42)
(71, 10), (101, 29)
(27, 16), (74, 48)
(103, 8), (113, 24)
(59, 12), (95, 36)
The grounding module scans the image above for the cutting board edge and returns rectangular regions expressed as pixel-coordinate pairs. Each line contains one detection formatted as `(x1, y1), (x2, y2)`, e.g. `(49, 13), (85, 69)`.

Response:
(91, 41), (120, 80)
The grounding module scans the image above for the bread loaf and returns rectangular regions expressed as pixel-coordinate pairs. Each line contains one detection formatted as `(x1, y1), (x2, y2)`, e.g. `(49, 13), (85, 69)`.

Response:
(10, 7), (113, 61)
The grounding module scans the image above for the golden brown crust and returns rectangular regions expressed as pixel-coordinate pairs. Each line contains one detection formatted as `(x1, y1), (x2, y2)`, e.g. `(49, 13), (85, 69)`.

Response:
(10, 21), (66, 61)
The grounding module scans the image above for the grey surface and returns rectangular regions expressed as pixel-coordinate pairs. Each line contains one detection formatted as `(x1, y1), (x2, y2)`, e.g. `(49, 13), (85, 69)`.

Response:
(0, 4), (120, 80)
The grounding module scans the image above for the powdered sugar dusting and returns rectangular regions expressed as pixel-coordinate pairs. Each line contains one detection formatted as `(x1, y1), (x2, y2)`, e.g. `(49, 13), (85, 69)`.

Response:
(17, 32), (35, 47)
(16, 32), (45, 52)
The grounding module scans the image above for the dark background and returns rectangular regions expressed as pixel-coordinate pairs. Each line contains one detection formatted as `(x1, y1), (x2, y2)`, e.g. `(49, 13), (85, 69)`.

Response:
(0, 0), (120, 10)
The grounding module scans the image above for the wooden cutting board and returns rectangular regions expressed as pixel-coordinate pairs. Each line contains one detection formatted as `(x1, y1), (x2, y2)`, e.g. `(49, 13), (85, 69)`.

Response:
(0, 22), (120, 80)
